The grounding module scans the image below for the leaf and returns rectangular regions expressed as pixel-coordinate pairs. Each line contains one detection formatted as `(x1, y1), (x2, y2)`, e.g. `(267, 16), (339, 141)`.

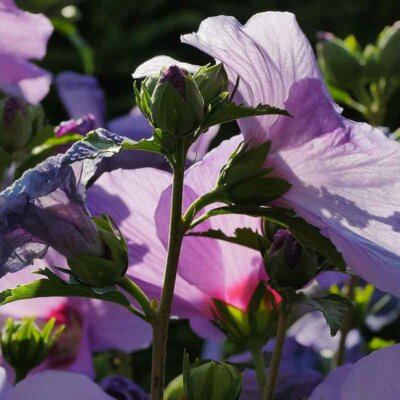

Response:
(188, 227), (270, 252)
(201, 206), (345, 270)
(31, 134), (83, 155)
(0, 269), (130, 309)
(295, 292), (353, 336)
(201, 103), (290, 130)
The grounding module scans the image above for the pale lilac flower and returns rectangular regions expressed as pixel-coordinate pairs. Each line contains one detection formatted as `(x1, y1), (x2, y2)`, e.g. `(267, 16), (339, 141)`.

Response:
(0, 367), (114, 399)
(0, 128), (122, 275)
(176, 11), (400, 297)
(310, 343), (400, 399)
(88, 137), (265, 339)
(0, 0), (53, 104)
(55, 71), (219, 171)
(55, 114), (96, 137)
(0, 251), (152, 378)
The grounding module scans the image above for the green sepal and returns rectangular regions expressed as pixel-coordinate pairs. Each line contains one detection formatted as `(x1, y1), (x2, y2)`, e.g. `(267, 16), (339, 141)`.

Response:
(188, 227), (270, 252)
(198, 205), (345, 270)
(201, 103), (289, 130)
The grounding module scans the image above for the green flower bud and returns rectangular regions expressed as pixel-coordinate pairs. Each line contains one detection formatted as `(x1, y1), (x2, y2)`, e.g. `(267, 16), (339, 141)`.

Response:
(0, 97), (32, 153)
(266, 229), (318, 290)
(377, 21), (400, 78)
(67, 214), (128, 288)
(183, 356), (241, 400)
(1, 317), (64, 382)
(193, 63), (229, 105)
(212, 283), (279, 346)
(164, 375), (185, 400)
(217, 141), (290, 206)
(317, 32), (362, 90)
(150, 65), (204, 137)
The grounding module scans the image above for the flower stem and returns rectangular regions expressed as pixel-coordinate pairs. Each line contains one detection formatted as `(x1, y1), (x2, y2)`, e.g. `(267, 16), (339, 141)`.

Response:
(263, 303), (289, 400)
(150, 139), (186, 400)
(333, 275), (358, 368)
(249, 342), (266, 392)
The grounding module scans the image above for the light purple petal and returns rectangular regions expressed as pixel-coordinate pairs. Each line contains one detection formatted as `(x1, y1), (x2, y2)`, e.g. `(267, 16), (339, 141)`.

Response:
(55, 72), (106, 127)
(0, 368), (11, 398)
(271, 113), (400, 297)
(187, 125), (220, 163)
(309, 365), (352, 400)
(189, 318), (225, 341)
(7, 371), (114, 400)
(0, 0), (53, 60)
(340, 344), (400, 399)
(88, 300), (152, 352)
(132, 55), (199, 79)
(0, 54), (51, 104)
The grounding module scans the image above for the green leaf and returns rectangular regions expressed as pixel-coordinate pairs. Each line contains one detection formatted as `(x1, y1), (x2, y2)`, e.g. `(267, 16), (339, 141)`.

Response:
(0, 269), (131, 309)
(195, 206), (345, 270)
(31, 134), (83, 155)
(188, 227), (270, 252)
(201, 103), (289, 130)
(295, 292), (353, 336)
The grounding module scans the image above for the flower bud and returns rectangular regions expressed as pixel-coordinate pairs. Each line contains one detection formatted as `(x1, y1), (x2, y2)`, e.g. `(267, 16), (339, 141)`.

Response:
(193, 63), (229, 105)
(164, 375), (185, 400)
(183, 356), (241, 400)
(266, 229), (318, 290)
(317, 33), (362, 90)
(0, 97), (32, 153)
(67, 214), (128, 288)
(150, 65), (204, 136)
(377, 21), (400, 78)
(217, 142), (290, 206)
(1, 317), (64, 382)
(212, 283), (279, 346)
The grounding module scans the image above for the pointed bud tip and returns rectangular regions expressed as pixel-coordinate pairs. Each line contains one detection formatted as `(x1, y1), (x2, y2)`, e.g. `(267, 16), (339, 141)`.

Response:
(160, 65), (189, 98)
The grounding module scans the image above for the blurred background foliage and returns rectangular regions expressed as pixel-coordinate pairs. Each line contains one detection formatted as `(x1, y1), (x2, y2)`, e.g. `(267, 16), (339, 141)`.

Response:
(16, 0), (400, 131)
(14, 0), (400, 390)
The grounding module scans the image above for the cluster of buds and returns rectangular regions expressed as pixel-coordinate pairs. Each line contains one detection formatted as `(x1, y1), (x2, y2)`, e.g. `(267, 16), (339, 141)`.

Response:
(1, 317), (64, 382)
(135, 64), (229, 139)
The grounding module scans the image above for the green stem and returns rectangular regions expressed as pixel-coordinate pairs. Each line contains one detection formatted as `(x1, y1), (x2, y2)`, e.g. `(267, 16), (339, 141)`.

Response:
(249, 342), (266, 392)
(117, 276), (153, 321)
(182, 187), (223, 227)
(264, 303), (289, 400)
(333, 275), (357, 368)
(150, 139), (186, 400)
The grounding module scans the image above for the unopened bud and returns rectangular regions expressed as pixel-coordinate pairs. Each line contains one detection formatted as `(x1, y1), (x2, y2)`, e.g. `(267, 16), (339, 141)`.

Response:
(67, 214), (128, 288)
(0, 97), (32, 153)
(193, 63), (229, 105)
(1, 317), (64, 382)
(150, 65), (204, 136)
(183, 355), (241, 400)
(377, 21), (400, 78)
(266, 229), (318, 289)
(317, 33), (362, 90)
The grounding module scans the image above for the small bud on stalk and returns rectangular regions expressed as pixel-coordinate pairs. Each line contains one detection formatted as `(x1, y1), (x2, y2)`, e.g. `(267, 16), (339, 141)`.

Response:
(212, 283), (280, 347)
(67, 214), (129, 288)
(0, 97), (32, 154)
(183, 355), (242, 400)
(150, 65), (204, 137)
(1, 317), (64, 382)
(377, 21), (400, 79)
(266, 229), (318, 290)
(317, 33), (362, 90)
